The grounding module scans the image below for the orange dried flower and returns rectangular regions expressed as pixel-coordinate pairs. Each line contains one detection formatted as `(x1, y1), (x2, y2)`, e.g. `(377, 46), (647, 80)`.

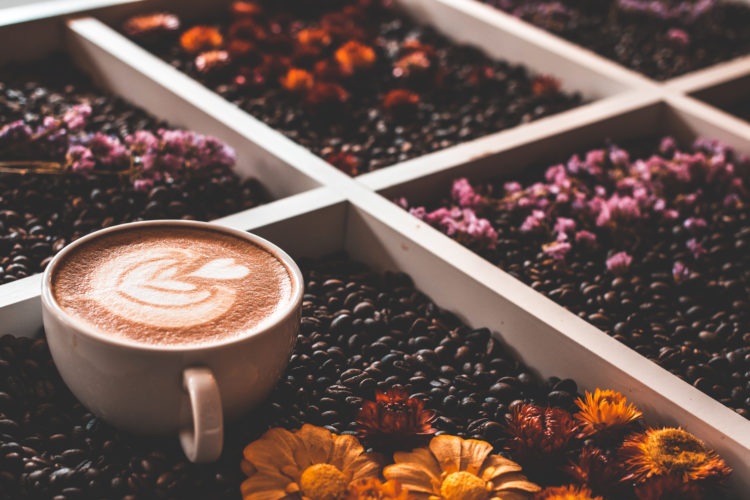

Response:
(504, 404), (578, 465)
(321, 11), (366, 40)
(335, 41), (377, 75)
(194, 50), (230, 74)
(382, 89), (420, 117)
(228, 18), (267, 41)
(621, 428), (732, 485)
(535, 485), (603, 500)
(230, 1), (262, 17)
(298, 28), (333, 48)
(281, 68), (315, 93)
(345, 478), (411, 500)
(531, 75), (561, 97)
(122, 13), (180, 41)
(574, 389), (642, 437)
(356, 387), (436, 450)
(400, 39), (436, 57)
(325, 151), (360, 176)
(634, 475), (704, 500)
(180, 26), (223, 54)
(392, 52), (431, 79)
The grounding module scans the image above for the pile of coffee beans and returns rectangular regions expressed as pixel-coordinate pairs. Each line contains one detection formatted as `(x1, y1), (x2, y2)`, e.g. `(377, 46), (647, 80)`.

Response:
(0, 57), (266, 284)
(130, 1), (582, 174)
(482, 0), (750, 80)
(0, 256), (578, 499)
(400, 138), (750, 419)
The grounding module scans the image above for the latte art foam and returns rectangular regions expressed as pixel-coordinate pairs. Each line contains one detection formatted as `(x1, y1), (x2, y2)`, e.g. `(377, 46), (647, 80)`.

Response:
(52, 226), (294, 346)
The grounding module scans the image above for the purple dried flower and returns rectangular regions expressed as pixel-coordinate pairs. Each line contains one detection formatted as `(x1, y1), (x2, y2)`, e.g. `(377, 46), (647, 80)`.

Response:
(686, 238), (706, 259)
(451, 178), (484, 209)
(606, 251), (632, 275)
(672, 261), (690, 283)
(62, 104), (92, 132)
(543, 240), (571, 261)
(667, 28), (690, 46)
(66, 145), (95, 173)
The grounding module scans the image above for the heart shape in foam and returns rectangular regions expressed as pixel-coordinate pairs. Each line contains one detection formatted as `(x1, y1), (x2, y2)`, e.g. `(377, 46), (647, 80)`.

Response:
(188, 258), (250, 280)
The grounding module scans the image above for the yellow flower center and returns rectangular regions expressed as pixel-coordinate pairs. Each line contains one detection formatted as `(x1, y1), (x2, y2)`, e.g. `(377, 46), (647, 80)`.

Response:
(439, 471), (489, 500)
(299, 463), (348, 500)
(645, 428), (709, 472)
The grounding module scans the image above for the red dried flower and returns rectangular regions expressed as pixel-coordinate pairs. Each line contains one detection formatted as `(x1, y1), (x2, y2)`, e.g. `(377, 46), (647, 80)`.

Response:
(531, 75), (562, 97)
(228, 18), (267, 42)
(382, 89), (420, 118)
(280, 68), (314, 93)
(356, 387), (436, 450)
(392, 51), (431, 80)
(194, 50), (231, 74)
(335, 41), (377, 75)
(504, 404), (578, 465)
(325, 151), (360, 176)
(305, 82), (350, 109)
(230, 1), (263, 17)
(180, 26), (223, 54)
(565, 447), (624, 497)
(122, 13), (180, 41)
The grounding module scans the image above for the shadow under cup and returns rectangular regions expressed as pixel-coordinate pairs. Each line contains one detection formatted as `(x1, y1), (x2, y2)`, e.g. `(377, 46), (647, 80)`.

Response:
(40, 220), (303, 463)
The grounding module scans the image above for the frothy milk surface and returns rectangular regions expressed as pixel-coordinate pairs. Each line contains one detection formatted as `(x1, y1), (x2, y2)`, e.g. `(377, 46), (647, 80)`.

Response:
(52, 227), (293, 346)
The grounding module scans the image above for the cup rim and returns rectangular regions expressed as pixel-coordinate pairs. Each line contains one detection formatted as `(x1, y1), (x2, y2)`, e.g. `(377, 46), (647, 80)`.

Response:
(41, 219), (304, 352)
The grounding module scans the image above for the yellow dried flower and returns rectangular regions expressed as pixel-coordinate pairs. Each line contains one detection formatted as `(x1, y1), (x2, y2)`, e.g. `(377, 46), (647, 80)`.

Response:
(574, 389), (642, 437)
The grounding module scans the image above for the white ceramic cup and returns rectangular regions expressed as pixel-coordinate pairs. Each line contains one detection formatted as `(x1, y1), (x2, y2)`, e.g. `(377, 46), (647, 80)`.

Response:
(41, 220), (303, 463)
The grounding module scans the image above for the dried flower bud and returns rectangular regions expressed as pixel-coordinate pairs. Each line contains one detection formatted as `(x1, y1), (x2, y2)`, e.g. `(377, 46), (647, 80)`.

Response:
(305, 82), (350, 108)
(382, 89), (420, 116)
(297, 28), (332, 48)
(194, 50), (231, 74)
(180, 26), (223, 53)
(335, 41), (377, 75)
(531, 74), (562, 97)
(122, 13), (180, 42)
(228, 18), (267, 41)
(280, 68), (314, 93)
(229, 1), (263, 17)
(325, 151), (360, 176)
(392, 51), (431, 79)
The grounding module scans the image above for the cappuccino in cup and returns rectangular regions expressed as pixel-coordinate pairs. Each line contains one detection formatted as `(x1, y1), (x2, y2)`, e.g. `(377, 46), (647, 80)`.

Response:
(52, 225), (294, 346)
(42, 220), (302, 463)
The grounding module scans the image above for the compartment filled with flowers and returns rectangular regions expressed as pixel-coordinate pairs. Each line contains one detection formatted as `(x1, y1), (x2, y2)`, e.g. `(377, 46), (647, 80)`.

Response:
(396, 135), (750, 421)
(119, 0), (583, 175)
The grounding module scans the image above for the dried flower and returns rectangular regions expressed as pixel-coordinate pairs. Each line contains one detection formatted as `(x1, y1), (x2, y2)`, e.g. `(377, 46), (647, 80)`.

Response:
(504, 404), (578, 465)
(228, 18), (267, 41)
(180, 26), (223, 53)
(382, 89), (420, 116)
(393, 51), (431, 79)
(66, 145), (95, 173)
(298, 28), (333, 48)
(606, 251), (632, 275)
(306, 82), (350, 108)
(384, 435), (540, 500)
(122, 13), (180, 41)
(667, 28), (690, 47)
(543, 241), (572, 261)
(194, 50), (231, 74)
(345, 478), (410, 500)
(565, 447), (623, 497)
(62, 104), (91, 132)
(531, 75), (561, 97)
(335, 41), (377, 75)
(620, 427), (732, 484)
(227, 39), (256, 61)
(281, 68), (315, 93)
(451, 178), (486, 210)
(413, 206), (498, 251)
(242, 424), (381, 500)
(535, 485), (603, 500)
(325, 151), (360, 176)
(574, 389), (642, 437)
(356, 388), (435, 450)
(229, 1), (262, 17)
(633, 475), (704, 500)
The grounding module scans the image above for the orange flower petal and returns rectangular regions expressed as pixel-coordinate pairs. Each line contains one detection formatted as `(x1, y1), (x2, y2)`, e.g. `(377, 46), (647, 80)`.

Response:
(296, 424), (335, 467)
(429, 435), (462, 475)
(240, 471), (289, 499)
(243, 427), (301, 475)
(383, 463), (436, 494)
(180, 26), (223, 53)
(480, 455), (523, 481)
(393, 448), (441, 481)
(459, 439), (493, 475)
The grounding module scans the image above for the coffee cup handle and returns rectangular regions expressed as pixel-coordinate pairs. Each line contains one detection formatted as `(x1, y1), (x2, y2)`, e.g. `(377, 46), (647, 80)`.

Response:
(179, 367), (224, 463)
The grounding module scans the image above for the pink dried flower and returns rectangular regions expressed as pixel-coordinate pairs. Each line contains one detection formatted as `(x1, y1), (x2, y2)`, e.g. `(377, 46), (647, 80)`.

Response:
(659, 137), (677, 156)
(543, 240), (572, 261)
(423, 207), (497, 250)
(686, 238), (706, 259)
(609, 147), (629, 166)
(66, 145), (95, 172)
(62, 104), (91, 132)
(133, 178), (155, 191)
(504, 181), (522, 193)
(683, 217), (707, 231)
(575, 230), (597, 247)
(451, 178), (484, 209)
(606, 251), (632, 275)
(520, 209), (546, 233)
(554, 217), (576, 239)
(667, 28), (690, 47)
(88, 133), (128, 167)
(673, 261), (690, 283)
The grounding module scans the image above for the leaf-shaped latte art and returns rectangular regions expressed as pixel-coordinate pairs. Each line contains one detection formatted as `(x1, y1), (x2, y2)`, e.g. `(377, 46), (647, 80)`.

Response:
(87, 249), (249, 328)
